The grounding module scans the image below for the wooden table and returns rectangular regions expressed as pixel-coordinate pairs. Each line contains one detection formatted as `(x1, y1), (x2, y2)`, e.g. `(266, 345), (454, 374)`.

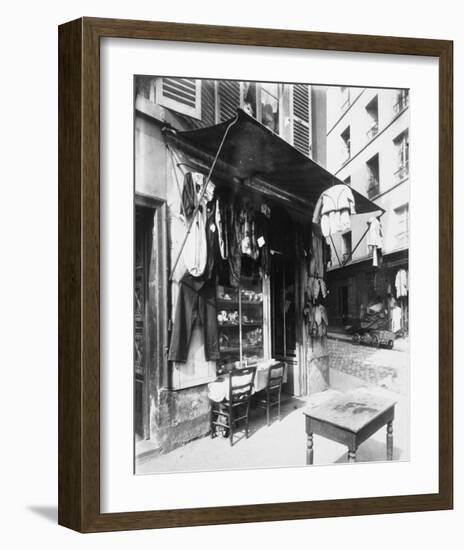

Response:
(303, 388), (397, 464)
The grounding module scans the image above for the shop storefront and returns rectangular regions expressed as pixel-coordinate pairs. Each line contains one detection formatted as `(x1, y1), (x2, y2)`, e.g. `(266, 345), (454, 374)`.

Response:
(135, 109), (380, 453)
(326, 249), (409, 335)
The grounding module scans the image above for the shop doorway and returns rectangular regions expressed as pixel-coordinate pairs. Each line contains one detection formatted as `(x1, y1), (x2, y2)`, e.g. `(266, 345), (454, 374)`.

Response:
(271, 254), (297, 392)
(134, 196), (168, 441)
(134, 207), (152, 439)
(338, 285), (349, 323)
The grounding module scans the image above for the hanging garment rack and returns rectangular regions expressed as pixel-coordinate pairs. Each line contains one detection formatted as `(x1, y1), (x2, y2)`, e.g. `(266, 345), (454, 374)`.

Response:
(164, 113), (240, 282)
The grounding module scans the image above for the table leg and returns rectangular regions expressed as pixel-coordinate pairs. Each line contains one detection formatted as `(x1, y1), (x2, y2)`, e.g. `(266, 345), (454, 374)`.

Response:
(348, 448), (356, 463)
(386, 421), (393, 460)
(306, 433), (314, 465)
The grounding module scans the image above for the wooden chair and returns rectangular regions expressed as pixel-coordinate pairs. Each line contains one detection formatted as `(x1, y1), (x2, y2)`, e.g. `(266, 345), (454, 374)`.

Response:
(210, 366), (256, 446)
(256, 362), (286, 426)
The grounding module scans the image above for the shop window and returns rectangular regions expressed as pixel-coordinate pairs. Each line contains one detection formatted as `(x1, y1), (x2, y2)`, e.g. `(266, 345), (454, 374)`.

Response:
(394, 203), (409, 248)
(258, 82), (281, 134)
(341, 231), (352, 263)
(365, 95), (379, 140)
(155, 77), (202, 119)
(292, 84), (312, 156)
(217, 277), (265, 372)
(393, 89), (409, 115)
(393, 130), (409, 181)
(366, 153), (380, 198)
(341, 126), (351, 164)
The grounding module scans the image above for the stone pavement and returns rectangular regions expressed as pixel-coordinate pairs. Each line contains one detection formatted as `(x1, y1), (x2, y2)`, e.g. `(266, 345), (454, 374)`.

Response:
(328, 336), (409, 394)
(136, 365), (409, 475)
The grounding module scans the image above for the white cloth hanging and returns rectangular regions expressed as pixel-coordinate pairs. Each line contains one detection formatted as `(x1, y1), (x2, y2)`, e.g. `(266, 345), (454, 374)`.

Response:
(395, 269), (408, 298)
(312, 184), (356, 238)
(367, 216), (383, 267)
(391, 306), (402, 333)
(183, 208), (207, 277)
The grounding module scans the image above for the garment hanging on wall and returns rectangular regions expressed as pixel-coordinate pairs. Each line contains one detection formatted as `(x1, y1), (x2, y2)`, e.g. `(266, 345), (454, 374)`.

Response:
(180, 172), (210, 277)
(203, 198), (222, 282)
(240, 202), (259, 260)
(309, 222), (326, 278)
(303, 303), (328, 339)
(391, 305), (402, 333)
(168, 272), (219, 362)
(395, 269), (408, 298)
(215, 198), (227, 260)
(306, 276), (328, 303)
(366, 216), (383, 267)
(227, 199), (242, 287)
(255, 210), (271, 278)
(312, 184), (356, 238)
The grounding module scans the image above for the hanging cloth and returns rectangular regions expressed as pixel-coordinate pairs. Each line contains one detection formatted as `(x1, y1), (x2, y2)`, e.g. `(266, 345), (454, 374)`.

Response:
(180, 172), (213, 278)
(312, 184), (356, 238)
(391, 305), (402, 333)
(395, 269), (408, 298)
(366, 216), (383, 267)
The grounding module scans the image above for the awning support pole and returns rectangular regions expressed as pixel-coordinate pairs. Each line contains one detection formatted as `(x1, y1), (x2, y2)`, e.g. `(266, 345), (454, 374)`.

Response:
(329, 234), (342, 267)
(341, 210), (385, 268)
(167, 114), (239, 282)
(166, 145), (188, 221)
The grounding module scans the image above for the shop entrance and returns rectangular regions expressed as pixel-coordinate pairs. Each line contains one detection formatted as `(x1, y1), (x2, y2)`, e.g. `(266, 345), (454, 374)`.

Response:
(338, 285), (349, 323)
(271, 254), (297, 392)
(134, 207), (152, 439)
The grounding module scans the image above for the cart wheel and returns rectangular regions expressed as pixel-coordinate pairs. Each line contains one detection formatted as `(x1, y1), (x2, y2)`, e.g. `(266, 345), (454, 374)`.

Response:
(352, 334), (360, 345)
(388, 340), (394, 349)
(372, 335), (380, 347)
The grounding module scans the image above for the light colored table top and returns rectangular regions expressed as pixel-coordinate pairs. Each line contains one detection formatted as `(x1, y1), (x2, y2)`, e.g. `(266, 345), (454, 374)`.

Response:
(303, 387), (397, 433)
(208, 361), (285, 403)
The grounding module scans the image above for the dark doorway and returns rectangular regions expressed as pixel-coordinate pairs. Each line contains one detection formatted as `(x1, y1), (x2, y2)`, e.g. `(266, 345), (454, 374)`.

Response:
(134, 207), (153, 439)
(338, 285), (349, 323)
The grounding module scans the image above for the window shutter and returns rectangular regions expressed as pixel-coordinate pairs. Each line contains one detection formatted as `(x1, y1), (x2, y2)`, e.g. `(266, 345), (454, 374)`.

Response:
(292, 84), (312, 157)
(155, 77), (202, 119)
(218, 80), (241, 122)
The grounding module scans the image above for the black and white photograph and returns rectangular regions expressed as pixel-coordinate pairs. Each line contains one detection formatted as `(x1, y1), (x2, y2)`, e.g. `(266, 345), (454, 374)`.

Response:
(134, 76), (410, 474)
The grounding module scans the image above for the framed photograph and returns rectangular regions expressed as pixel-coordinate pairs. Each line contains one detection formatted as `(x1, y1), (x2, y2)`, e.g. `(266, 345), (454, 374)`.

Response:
(58, 17), (453, 532)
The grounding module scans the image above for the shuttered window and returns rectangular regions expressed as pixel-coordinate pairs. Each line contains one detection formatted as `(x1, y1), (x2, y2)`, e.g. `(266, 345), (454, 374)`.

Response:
(155, 77), (202, 119)
(217, 80), (242, 122)
(292, 84), (312, 157)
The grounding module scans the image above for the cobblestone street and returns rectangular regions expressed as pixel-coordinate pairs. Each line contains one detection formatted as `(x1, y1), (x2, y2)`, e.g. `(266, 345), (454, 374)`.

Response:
(328, 335), (409, 394)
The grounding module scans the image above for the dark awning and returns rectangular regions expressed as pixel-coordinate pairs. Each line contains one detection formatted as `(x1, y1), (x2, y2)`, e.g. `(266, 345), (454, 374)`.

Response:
(176, 109), (383, 215)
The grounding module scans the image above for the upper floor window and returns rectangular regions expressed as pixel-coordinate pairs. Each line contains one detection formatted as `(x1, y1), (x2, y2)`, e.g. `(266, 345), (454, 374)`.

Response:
(341, 231), (352, 262)
(155, 77), (202, 119)
(366, 153), (380, 198)
(292, 84), (312, 157)
(258, 82), (281, 133)
(394, 203), (409, 248)
(341, 126), (351, 164)
(365, 95), (379, 140)
(393, 130), (409, 181)
(393, 89), (409, 115)
(340, 86), (351, 111)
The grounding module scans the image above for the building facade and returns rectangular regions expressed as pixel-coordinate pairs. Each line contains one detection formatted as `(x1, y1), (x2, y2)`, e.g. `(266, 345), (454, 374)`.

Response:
(134, 77), (330, 453)
(324, 86), (410, 330)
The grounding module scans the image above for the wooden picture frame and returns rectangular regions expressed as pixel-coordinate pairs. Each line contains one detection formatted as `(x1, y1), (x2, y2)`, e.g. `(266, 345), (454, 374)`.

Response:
(58, 17), (453, 532)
